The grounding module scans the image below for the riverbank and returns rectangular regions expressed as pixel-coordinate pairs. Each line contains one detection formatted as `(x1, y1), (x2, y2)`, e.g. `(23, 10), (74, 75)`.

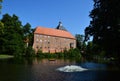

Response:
(0, 55), (14, 59)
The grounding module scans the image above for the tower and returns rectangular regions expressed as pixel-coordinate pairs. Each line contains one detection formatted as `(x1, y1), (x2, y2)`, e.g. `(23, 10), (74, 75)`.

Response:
(56, 21), (67, 31)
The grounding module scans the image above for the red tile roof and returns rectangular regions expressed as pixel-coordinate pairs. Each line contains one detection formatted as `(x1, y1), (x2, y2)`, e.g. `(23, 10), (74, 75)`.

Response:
(34, 26), (75, 39)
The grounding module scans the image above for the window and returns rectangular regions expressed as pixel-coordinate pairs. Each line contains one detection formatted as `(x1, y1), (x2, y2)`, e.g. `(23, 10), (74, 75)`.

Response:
(44, 36), (47, 38)
(36, 39), (39, 43)
(39, 35), (42, 38)
(70, 43), (74, 48)
(48, 42), (50, 44)
(44, 40), (47, 42)
(40, 40), (42, 42)
(36, 34), (39, 37)
(36, 46), (39, 49)
(40, 47), (42, 49)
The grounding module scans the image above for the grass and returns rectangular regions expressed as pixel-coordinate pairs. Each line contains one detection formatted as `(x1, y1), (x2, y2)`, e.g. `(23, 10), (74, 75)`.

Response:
(0, 54), (14, 59)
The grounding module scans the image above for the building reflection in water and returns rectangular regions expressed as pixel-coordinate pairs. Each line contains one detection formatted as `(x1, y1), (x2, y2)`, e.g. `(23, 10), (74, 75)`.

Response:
(32, 58), (76, 65)
(30, 58), (77, 81)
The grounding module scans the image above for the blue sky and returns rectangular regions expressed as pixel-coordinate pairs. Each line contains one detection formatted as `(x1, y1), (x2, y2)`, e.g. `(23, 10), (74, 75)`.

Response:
(1, 0), (93, 36)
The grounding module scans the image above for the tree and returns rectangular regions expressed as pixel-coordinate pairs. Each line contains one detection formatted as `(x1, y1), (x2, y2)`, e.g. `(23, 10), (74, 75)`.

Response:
(23, 23), (31, 36)
(0, 21), (4, 54)
(86, 41), (93, 54)
(0, 21), (4, 35)
(85, 0), (120, 58)
(1, 14), (24, 56)
(0, 0), (3, 34)
(0, 0), (3, 13)
(75, 34), (84, 49)
(28, 28), (35, 46)
(23, 23), (35, 47)
(24, 46), (35, 57)
(0, 13), (35, 57)
(0, 1), (4, 54)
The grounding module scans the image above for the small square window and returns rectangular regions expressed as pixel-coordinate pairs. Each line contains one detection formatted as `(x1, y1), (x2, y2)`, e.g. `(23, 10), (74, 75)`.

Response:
(36, 46), (39, 49)
(40, 47), (42, 49)
(40, 40), (42, 42)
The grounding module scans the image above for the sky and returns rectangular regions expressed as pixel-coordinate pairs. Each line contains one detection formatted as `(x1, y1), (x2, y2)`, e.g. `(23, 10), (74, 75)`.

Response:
(0, 0), (93, 36)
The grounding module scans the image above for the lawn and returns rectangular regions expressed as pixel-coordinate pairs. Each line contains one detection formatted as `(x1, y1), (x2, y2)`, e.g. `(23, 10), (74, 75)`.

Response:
(0, 55), (14, 59)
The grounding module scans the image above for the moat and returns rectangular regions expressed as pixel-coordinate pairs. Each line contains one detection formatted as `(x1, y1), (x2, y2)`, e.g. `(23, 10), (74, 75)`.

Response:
(0, 57), (119, 81)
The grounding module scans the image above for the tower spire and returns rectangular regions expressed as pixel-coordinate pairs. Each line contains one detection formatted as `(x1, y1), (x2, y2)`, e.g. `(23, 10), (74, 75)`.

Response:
(59, 21), (62, 26)
(56, 21), (67, 31)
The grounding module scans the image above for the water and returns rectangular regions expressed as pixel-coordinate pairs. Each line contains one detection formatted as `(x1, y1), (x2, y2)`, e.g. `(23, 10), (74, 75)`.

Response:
(0, 58), (119, 81)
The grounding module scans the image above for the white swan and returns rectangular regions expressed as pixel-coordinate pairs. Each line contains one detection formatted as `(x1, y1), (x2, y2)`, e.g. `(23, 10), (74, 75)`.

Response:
(56, 65), (88, 72)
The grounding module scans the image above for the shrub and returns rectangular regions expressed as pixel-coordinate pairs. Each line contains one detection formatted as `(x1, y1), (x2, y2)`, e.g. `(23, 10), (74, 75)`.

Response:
(37, 49), (44, 58)
(24, 46), (35, 57)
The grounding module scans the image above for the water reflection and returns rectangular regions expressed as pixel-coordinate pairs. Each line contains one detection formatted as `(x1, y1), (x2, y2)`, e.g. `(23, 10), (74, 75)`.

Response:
(0, 58), (119, 81)
(80, 62), (107, 70)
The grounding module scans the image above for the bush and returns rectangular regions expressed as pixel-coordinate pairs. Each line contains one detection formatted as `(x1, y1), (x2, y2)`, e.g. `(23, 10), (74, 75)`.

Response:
(24, 46), (35, 57)
(36, 48), (82, 59)
(56, 52), (64, 58)
(37, 49), (44, 58)
(68, 48), (82, 58)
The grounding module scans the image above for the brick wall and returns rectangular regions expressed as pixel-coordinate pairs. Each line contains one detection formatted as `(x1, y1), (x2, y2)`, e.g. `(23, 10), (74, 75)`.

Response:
(33, 34), (76, 53)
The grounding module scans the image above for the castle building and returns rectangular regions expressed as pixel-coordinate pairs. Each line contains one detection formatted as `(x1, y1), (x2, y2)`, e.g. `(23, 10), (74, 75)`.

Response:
(33, 22), (76, 53)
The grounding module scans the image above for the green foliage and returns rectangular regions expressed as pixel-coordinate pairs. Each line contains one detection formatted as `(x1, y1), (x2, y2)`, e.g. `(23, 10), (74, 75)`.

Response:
(0, 54), (14, 59)
(27, 28), (35, 47)
(36, 48), (82, 59)
(75, 34), (87, 55)
(37, 49), (44, 57)
(0, 0), (3, 2)
(84, 0), (120, 59)
(0, 14), (24, 55)
(63, 48), (82, 59)
(56, 52), (64, 58)
(68, 48), (81, 58)
(0, 13), (34, 57)
(63, 48), (68, 58)
(24, 46), (35, 57)
(86, 41), (93, 54)
(23, 23), (35, 47)
(84, 41), (105, 59)
(99, 50), (106, 57)
(0, 0), (3, 13)
(75, 34), (84, 50)
(23, 23), (31, 36)
(0, 21), (4, 35)
(0, 21), (4, 54)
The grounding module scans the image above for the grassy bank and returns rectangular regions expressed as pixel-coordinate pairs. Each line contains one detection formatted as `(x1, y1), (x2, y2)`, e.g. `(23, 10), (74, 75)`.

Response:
(0, 55), (14, 59)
